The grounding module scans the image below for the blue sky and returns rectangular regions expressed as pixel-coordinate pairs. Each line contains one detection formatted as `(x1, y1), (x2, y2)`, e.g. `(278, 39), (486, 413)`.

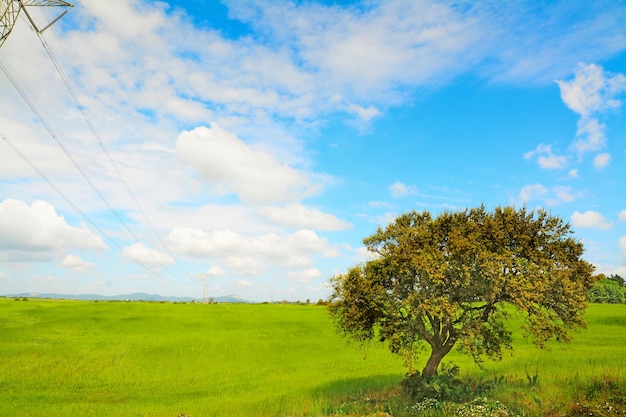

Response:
(0, 0), (625, 301)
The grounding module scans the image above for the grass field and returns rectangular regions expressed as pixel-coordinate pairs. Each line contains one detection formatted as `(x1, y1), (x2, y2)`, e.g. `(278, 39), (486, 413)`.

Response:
(0, 299), (405, 416)
(1, 298), (625, 416)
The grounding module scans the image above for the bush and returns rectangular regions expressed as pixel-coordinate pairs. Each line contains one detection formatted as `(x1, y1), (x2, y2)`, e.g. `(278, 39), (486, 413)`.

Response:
(588, 280), (625, 304)
(400, 364), (493, 403)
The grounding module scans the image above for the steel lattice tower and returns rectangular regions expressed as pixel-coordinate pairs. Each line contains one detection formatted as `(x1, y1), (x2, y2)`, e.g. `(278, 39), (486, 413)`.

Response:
(1, 0), (72, 48)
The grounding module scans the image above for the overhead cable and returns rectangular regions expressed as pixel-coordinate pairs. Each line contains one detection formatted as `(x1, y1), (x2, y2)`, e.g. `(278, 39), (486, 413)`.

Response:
(34, 27), (198, 285)
(0, 60), (190, 284)
(0, 129), (182, 285)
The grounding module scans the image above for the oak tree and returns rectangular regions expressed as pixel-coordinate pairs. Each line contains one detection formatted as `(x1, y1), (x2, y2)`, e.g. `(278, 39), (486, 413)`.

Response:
(329, 206), (596, 377)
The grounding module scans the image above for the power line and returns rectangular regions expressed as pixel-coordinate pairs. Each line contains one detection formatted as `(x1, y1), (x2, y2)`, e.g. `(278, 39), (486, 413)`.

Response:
(33, 27), (198, 285)
(0, 129), (182, 286)
(0, 60), (192, 285)
(2, 2), (201, 289)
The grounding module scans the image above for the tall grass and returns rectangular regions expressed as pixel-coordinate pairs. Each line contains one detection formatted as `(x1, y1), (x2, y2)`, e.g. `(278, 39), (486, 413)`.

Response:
(0, 299), (404, 416)
(1, 299), (625, 416)
(439, 304), (626, 415)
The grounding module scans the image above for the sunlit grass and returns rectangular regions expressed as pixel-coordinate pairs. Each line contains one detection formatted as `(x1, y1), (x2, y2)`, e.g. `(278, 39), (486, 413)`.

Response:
(440, 303), (626, 416)
(1, 299), (625, 416)
(0, 299), (404, 416)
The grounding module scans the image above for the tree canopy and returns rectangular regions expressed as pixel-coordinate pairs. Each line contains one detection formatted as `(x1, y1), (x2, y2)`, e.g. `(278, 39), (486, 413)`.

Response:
(329, 205), (596, 377)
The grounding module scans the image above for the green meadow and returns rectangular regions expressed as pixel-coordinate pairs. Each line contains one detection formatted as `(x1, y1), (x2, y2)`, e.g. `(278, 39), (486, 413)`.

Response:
(1, 298), (625, 416)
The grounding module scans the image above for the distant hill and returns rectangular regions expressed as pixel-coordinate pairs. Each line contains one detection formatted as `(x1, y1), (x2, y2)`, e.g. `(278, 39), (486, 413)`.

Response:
(4, 292), (253, 303)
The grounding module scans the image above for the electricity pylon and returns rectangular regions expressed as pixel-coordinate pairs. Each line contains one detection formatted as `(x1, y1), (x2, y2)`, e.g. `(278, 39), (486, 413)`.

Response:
(197, 274), (214, 304)
(1, 0), (72, 48)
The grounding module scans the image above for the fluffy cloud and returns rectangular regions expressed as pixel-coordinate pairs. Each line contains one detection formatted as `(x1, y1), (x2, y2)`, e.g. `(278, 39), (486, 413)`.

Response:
(518, 184), (548, 203)
(3, 1), (625, 299)
(619, 237), (626, 259)
(518, 184), (581, 206)
(571, 210), (612, 230)
(0, 199), (106, 261)
(205, 265), (226, 277)
(287, 267), (321, 283)
(224, 257), (264, 276)
(257, 204), (351, 231)
(176, 125), (319, 204)
(552, 186), (578, 204)
(523, 144), (568, 169)
(524, 63), (624, 175)
(353, 246), (381, 263)
(390, 181), (417, 198)
(230, 1), (482, 100)
(619, 210), (626, 222)
(230, 1), (626, 94)
(593, 153), (611, 169)
(166, 227), (340, 275)
(121, 242), (175, 271)
(59, 254), (96, 273)
(574, 118), (607, 153)
(557, 63), (626, 117)
(234, 279), (255, 288)
(557, 63), (626, 154)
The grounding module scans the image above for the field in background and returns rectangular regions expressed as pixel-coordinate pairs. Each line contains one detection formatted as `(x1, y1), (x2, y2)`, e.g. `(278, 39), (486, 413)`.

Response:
(1, 299), (625, 416)
(0, 299), (405, 416)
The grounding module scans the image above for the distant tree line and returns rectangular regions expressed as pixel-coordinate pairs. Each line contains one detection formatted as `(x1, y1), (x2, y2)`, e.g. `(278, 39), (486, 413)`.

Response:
(588, 274), (626, 304)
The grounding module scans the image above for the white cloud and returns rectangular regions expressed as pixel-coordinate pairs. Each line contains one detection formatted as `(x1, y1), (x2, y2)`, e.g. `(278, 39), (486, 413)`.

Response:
(205, 265), (226, 277)
(357, 211), (399, 227)
(557, 63), (626, 155)
(229, 1), (626, 94)
(525, 64), (624, 176)
(518, 184), (548, 203)
(257, 204), (351, 231)
(346, 103), (381, 122)
(224, 257), (264, 276)
(121, 242), (175, 271)
(523, 144), (568, 169)
(3, 1), (626, 300)
(0, 199), (106, 261)
(176, 125), (319, 204)
(234, 279), (255, 288)
(390, 181), (417, 198)
(166, 227), (340, 275)
(557, 63), (626, 117)
(568, 169), (579, 178)
(287, 267), (321, 283)
(619, 210), (626, 222)
(619, 236), (626, 258)
(330, 95), (381, 123)
(552, 186), (577, 204)
(59, 254), (95, 273)
(518, 184), (581, 206)
(237, 1), (483, 100)
(571, 210), (612, 230)
(573, 117), (607, 153)
(593, 153), (611, 169)
(353, 246), (381, 263)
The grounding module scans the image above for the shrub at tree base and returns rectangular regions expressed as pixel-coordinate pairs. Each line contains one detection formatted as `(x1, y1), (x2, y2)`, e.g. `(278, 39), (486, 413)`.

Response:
(400, 364), (493, 403)
(330, 205), (596, 377)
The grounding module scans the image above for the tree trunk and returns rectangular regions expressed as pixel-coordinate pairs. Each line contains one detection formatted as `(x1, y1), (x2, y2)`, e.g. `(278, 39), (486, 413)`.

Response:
(421, 347), (447, 377)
